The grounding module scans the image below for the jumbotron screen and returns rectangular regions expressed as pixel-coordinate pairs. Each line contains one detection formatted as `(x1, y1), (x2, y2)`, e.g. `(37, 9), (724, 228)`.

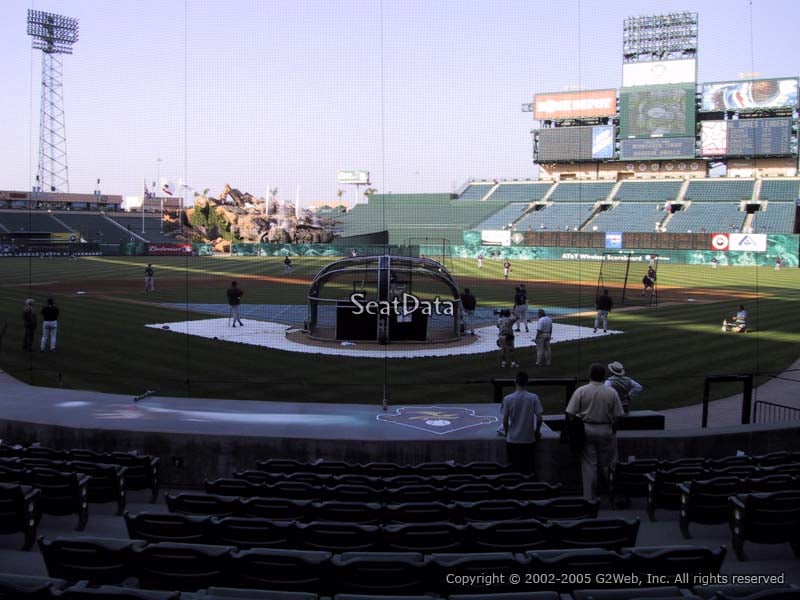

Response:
(536, 126), (615, 162)
(619, 84), (696, 139)
(701, 78), (798, 112)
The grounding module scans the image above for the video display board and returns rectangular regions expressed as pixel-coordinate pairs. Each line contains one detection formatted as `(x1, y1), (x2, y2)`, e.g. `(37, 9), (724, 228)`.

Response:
(619, 84), (696, 139)
(536, 125), (616, 162)
(622, 59), (696, 87)
(700, 121), (728, 157)
(619, 137), (695, 160)
(533, 89), (617, 120)
(700, 78), (798, 112)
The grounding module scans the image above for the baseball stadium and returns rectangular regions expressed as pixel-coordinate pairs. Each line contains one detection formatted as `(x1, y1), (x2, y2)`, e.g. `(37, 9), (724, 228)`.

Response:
(1, 2), (800, 597)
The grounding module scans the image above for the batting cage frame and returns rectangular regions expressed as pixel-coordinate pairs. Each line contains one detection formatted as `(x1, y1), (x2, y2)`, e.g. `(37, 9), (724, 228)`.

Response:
(597, 252), (659, 307)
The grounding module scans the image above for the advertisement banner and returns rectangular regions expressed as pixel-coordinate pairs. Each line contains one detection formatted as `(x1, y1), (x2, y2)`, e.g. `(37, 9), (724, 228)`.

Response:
(730, 233), (767, 252)
(711, 233), (729, 250)
(605, 233), (623, 249)
(700, 78), (799, 112)
(533, 89), (617, 120)
(622, 59), (697, 87)
(481, 230), (511, 247)
(146, 243), (193, 255)
(592, 126), (615, 159)
(337, 170), (370, 185)
(700, 121), (728, 157)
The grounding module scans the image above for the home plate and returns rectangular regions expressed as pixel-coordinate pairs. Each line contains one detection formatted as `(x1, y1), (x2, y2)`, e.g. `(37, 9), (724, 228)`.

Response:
(146, 318), (622, 359)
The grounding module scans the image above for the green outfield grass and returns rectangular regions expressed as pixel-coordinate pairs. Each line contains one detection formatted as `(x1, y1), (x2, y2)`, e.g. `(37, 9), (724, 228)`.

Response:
(1, 254), (798, 415)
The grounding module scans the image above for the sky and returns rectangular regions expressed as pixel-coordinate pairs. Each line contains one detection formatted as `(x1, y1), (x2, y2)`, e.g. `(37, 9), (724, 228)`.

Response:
(0, 0), (798, 206)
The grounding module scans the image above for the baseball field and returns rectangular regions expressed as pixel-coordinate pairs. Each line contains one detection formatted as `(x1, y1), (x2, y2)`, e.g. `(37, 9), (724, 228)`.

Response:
(1, 254), (798, 414)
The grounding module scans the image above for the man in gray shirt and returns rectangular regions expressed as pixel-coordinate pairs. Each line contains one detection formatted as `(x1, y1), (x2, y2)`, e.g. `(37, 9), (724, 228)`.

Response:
(534, 308), (553, 367)
(502, 370), (543, 475)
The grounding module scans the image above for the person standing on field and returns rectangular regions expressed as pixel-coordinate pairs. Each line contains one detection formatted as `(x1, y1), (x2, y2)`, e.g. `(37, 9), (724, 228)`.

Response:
(227, 281), (245, 327)
(40, 298), (59, 352)
(594, 289), (613, 333)
(22, 299), (36, 351)
(534, 308), (553, 367)
(144, 263), (155, 293)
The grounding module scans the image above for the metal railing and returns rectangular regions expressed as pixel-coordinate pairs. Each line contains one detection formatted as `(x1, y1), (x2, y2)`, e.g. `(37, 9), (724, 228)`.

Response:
(753, 400), (800, 424)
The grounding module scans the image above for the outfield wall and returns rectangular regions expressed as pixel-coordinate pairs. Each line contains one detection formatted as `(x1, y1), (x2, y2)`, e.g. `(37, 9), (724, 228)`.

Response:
(100, 233), (799, 267)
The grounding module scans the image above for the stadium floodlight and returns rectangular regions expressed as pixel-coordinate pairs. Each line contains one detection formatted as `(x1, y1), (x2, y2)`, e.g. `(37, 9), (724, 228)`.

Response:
(622, 12), (697, 63)
(27, 9), (80, 193)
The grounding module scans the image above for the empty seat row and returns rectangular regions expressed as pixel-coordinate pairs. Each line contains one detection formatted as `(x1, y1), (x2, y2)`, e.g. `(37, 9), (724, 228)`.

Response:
(205, 478), (561, 503)
(679, 475), (800, 538)
(0, 466), (89, 530)
(647, 469), (799, 521)
(234, 469), (538, 488)
(126, 512), (639, 553)
(166, 493), (599, 523)
(255, 459), (511, 477)
(730, 490), (800, 561)
(1, 457), (127, 514)
(0, 445), (160, 502)
(38, 536), (727, 594)
(2, 572), (799, 600)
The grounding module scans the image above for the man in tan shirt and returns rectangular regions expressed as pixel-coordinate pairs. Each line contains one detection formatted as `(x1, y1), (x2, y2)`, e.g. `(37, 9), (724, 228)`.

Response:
(566, 363), (625, 501)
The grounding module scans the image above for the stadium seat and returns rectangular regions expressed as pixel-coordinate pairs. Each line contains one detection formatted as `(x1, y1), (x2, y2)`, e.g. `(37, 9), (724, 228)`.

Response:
(39, 536), (143, 584)
(232, 547), (331, 593)
(313, 501), (382, 524)
(295, 521), (379, 553)
(383, 485), (438, 504)
(68, 461), (128, 514)
(646, 466), (706, 521)
(449, 593), (561, 600)
(106, 452), (160, 503)
(382, 501), (454, 524)
(22, 446), (67, 461)
(0, 482), (40, 550)
(325, 483), (384, 503)
(550, 517), (640, 551)
(502, 481), (562, 501)
(526, 548), (628, 589)
(729, 491), (800, 560)
(0, 573), (66, 599)
(233, 469), (283, 484)
(432, 552), (527, 595)
(359, 462), (404, 478)
(381, 475), (429, 488)
(309, 460), (357, 475)
(529, 496), (600, 521)
(457, 462), (509, 476)
(678, 477), (748, 538)
(210, 516), (295, 549)
(468, 518), (550, 552)
(266, 481), (321, 502)
(382, 521), (467, 553)
(57, 582), (180, 599)
(124, 511), (212, 544)
(454, 499), (534, 522)
(132, 541), (234, 591)
(445, 483), (498, 502)
(692, 584), (800, 600)
(572, 587), (696, 600)
(331, 552), (429, 596)
(206, 478), (268, 498)
(255, 459), (310, 474)
(165, 492), (238, 517)
(609, 458), (660, 508)
(25, 467), (90, 530)
(204, 587), (319, 600)
(624, 545), (727, 578)
(238, 497), (314, 521)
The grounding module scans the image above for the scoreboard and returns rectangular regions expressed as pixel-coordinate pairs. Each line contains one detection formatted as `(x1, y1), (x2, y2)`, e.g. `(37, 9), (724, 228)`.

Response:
(726, 118), (792, 157)
(536, 126), (614, 162)
(701, 118), (793, 157)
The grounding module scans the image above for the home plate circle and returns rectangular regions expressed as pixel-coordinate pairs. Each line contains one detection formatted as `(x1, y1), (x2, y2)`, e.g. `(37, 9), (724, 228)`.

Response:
(425, 419), (452, 427)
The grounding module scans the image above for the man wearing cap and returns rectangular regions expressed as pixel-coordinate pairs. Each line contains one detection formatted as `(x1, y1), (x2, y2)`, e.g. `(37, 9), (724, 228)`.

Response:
(534, 308), (553, 367)
(566, 363), (625, 502)
(605, 361), (643, 414)
(22, 299), (36, 351)
(40, 298), (60, 352)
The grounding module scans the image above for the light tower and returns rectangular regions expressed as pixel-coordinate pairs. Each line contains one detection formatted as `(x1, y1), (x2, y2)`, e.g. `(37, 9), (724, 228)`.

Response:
(27, 9), (80, 193)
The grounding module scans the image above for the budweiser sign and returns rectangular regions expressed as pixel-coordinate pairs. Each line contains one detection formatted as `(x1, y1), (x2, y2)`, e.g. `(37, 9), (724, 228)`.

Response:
(147, 243), (192, 255)
(534, 89), (617, 120)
